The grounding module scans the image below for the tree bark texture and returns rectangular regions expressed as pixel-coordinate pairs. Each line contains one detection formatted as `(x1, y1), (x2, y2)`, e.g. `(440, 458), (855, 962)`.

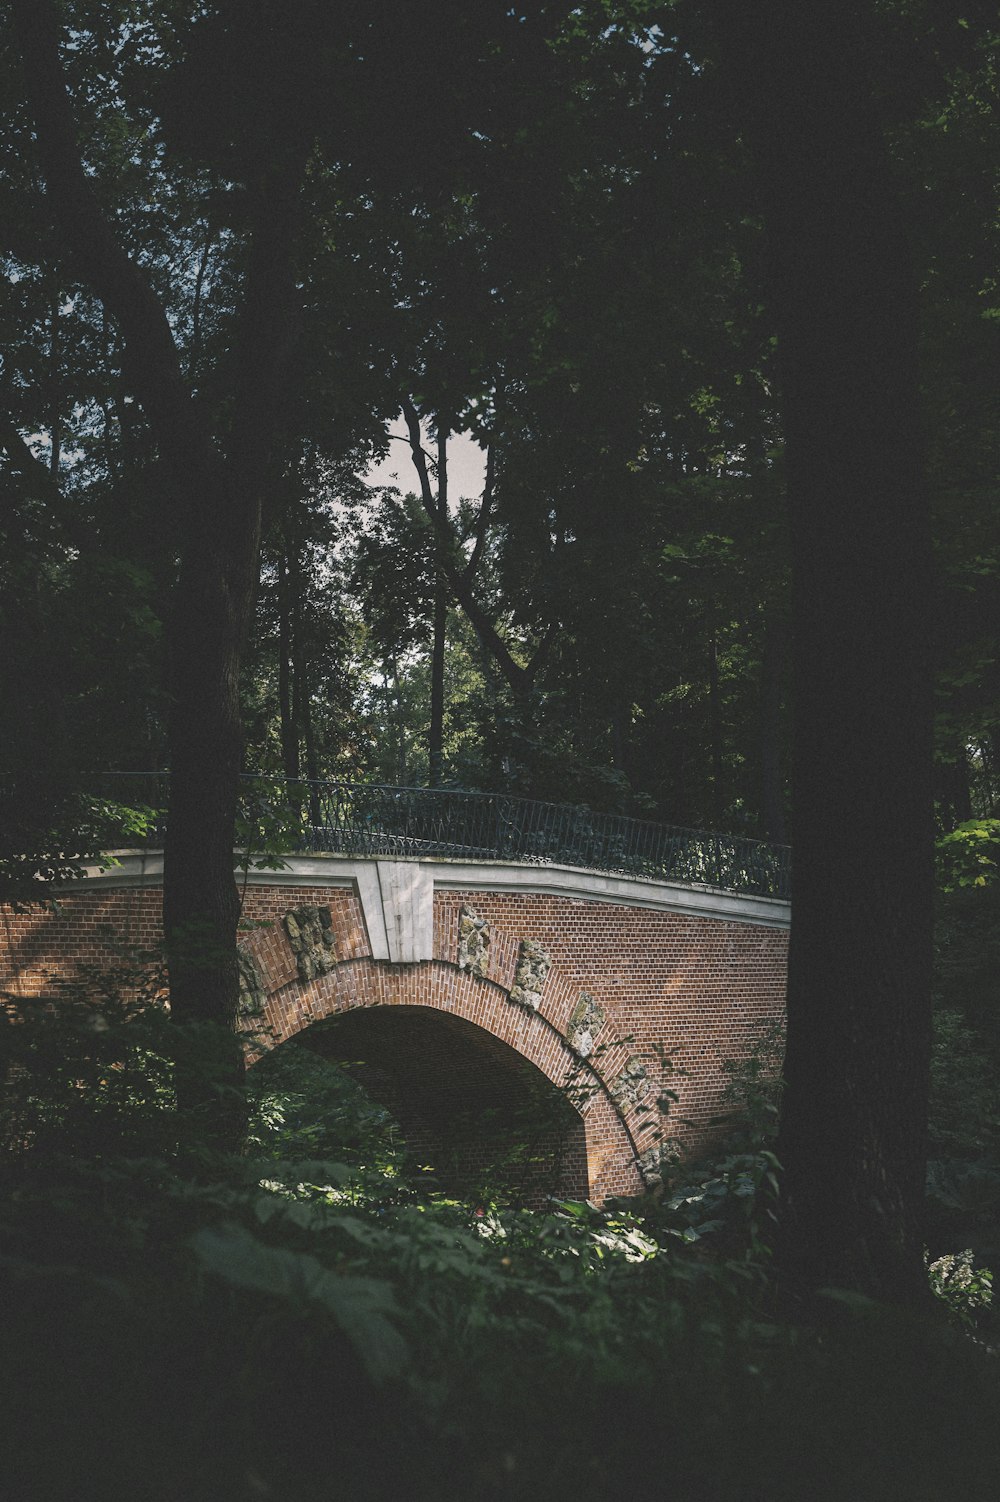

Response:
(759, 611), (788, 845)
(745, 3), (935, 1305)
(708, 634), (724, 828)
(278, 552), (300, 782)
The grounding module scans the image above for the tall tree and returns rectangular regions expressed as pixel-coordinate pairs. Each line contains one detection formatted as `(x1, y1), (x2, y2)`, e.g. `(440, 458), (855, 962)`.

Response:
(731, 2), (935, 1304)
(11, 0), (310, 1136)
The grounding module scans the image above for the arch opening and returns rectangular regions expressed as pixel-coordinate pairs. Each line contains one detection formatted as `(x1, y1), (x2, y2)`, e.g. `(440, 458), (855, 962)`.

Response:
(294, 1005), (590, 1205)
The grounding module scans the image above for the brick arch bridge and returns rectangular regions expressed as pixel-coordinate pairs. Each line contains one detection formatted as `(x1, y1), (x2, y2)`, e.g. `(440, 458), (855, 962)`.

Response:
(2, 843), (789, 1201)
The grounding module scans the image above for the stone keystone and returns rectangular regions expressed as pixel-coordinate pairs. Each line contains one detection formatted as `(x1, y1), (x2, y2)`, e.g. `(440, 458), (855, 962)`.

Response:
(457, 905), (490, 978)
(565, 991), (606, 1058)
(284, 905), (337, 982)
(509, 938), (551, 1011)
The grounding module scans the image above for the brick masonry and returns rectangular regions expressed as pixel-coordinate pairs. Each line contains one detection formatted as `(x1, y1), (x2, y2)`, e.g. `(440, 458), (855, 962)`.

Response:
(1, 865), (788, 1203)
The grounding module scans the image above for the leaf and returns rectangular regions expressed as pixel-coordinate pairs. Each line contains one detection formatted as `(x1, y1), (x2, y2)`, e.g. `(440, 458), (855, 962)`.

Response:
(189, 1223), (408, 1380)
(271, 1160), (355, 1186)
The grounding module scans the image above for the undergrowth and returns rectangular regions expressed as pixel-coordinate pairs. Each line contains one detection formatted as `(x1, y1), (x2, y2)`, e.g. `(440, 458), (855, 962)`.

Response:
(2, 973), (999, 1501)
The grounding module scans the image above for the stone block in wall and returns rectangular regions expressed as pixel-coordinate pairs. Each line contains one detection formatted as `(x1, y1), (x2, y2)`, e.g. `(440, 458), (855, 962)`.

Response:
(457, 906), (490, 978)
(284, 905), (337, 982)
(565, 991), (605, 1058)
(610, 1055), (650, 1113)
(637, 1140), (677, 1188)
(509, 938), (551, 1010)
(237, 949), (267, 1016)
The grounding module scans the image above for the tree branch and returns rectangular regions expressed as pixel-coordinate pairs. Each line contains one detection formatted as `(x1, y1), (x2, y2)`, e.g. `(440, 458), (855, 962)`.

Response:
(401, 397), (536, 696)
(11, 0), (216, 484)
(400, 398), (556, 697)
(0, 413), (60, 497)
(524, 618), (557, 682)
(461, 441), (495, 587)
(400, 396), (438, 513)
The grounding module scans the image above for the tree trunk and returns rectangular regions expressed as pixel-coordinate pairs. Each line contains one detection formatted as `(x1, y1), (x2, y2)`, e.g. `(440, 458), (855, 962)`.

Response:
(429, 590), (447, 787)
(299, 660), (320, 787)
(747, 3), (934, 1306)
(278, 550), (300, 781)
(162, 476), (257, 1140)
(428, 430), (448, 786)
(935, 740), (972, 828)
(707, 634), (724, 828)
(48, 292), (60, 476)
(390, 652), (407, 783)
(162, 139), (304, 1143)
(288, 548), (321, 825)
(759, 611), (788, 845)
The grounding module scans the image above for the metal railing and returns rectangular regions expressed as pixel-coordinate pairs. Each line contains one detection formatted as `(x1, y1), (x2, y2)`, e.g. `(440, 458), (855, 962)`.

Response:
(90, 774), (791, 900)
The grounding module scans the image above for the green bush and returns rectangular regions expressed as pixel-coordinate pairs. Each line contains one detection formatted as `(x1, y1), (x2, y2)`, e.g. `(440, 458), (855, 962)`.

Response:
(248, 1039), (404, 1172)
(5, 978), (1000, 1500)
(926, 1248), (994, 1333)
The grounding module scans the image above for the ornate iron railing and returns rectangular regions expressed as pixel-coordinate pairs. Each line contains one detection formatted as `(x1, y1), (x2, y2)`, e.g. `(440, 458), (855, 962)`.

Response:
(91, 774), (791, 900)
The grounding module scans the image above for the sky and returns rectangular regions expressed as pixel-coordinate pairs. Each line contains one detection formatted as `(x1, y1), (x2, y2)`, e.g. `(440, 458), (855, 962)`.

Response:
(365, 424), (488, 503)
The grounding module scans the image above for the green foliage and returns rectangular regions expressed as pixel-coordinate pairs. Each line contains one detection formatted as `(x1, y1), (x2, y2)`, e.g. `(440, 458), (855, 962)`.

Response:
(928, 1007), (1000, 1163)
(0, 960), (174, 1162)
(718, 1018), (786, 1148)
(247, 1040), (403, 1174)
(656, 1147), (782, 1263)
(234, 776), (307, 871)
(927, 881), (1000, 1260)
(189, 1221), (408, 1381)
(645, 1024), (785, 1258)
(4, 973), (1000, 1500)
(926, 1159), (1000, 1270)
(926, 1248), (994, 1333)
(0, 786), (162, 905)
(934, 879), (1000, 1039)
(936, 817), (1000, 889)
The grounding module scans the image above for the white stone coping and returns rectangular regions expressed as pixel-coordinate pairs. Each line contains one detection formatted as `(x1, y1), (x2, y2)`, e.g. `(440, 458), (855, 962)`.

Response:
(72, 851), (791, 930)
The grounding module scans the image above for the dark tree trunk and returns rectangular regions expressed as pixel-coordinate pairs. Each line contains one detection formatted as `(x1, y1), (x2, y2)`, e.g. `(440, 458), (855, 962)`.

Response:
(298, 659), (320, 787)
(278, 550), (300, 782)
(429, 590), (447, 787)
(161, 140), (304, 1143)
(707, 634), (724, 827)
(428, 431), (448, 786)
(188, 229), (213, 381)
(952, 754), (973, 824)
(935, 740), (972, 828)
(746, 4), (934, 1306)
(162, 478), (257, 1138)
(287, 548), (321, 825)
(611, 700), (629, 782)
(390, 652), (407, 783)
(984, 732), (1000, 814)
(48, 293), (60, 476)
(759, 611), (788, 845)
